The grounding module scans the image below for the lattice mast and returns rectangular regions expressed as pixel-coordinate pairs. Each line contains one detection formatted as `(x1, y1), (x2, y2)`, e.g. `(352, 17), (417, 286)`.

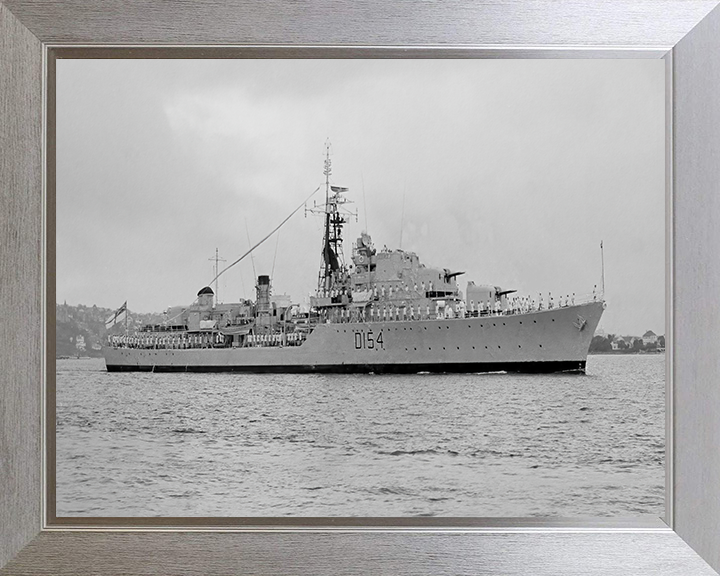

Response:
(307, 141), (355, 296)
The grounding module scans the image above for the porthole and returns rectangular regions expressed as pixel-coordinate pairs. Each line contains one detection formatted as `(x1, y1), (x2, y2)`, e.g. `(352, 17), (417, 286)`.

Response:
(519, 321), (523, 325)
(498, 345), (501, 349)
(533, 320), (537, 324)
(457, 346), (460, 350)
(552, 319), (555, 322)
(539, 344), (543, 348)
(472, 346), (476, 350)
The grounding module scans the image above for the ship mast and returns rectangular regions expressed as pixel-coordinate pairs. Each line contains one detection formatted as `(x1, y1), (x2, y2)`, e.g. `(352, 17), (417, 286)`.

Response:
(308, 141), (355, 296)
(208, 248), (226, 303)
(320, 142), (332, 293)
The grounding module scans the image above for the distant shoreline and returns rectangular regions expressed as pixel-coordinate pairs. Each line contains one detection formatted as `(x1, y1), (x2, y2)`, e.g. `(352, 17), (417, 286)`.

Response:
(589, 350), (665, 356)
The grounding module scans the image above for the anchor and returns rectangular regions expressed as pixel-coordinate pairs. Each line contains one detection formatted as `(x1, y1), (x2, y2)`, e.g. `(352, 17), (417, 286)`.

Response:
(574, 315), (587, 331)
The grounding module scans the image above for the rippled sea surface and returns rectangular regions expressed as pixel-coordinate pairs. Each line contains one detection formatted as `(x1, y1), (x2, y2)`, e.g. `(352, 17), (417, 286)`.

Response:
(56, 354), (664, 517)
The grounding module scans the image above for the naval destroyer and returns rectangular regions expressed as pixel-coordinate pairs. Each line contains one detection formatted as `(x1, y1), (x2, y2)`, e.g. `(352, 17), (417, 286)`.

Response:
(104, 148), (605, 373)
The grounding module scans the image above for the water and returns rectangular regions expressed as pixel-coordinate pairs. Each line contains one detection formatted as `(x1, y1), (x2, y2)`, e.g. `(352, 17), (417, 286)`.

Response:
(56, 354), (665, 517)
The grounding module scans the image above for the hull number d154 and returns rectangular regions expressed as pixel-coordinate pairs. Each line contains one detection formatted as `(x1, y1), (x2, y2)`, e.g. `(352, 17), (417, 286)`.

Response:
(354, 330), (385, 350)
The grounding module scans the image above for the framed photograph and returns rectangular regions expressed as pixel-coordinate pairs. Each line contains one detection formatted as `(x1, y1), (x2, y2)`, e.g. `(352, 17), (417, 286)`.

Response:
(52, 56), (669, 523)
(2, 2), (720, 575)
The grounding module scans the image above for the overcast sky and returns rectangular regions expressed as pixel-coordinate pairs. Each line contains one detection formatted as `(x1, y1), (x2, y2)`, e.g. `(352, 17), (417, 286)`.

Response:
(56, 59), (664, 336)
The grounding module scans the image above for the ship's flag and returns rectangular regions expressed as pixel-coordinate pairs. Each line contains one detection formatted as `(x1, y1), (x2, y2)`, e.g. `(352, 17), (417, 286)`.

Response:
(330, 186), (348, 193)
(105, 301), (127, 329)
(323, 239), (340, 271)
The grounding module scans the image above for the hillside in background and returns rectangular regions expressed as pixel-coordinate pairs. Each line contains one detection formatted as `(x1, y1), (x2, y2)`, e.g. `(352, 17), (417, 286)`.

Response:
(56, 303), (164, 358)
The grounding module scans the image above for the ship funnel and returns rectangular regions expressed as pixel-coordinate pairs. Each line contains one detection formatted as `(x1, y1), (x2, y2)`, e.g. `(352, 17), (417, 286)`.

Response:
(197, 286), (214, 308)
(256, 275), (271, 315)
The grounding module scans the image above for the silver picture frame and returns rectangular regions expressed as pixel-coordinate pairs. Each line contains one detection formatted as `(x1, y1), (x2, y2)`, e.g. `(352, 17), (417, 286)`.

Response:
(1, 1), (719, 574)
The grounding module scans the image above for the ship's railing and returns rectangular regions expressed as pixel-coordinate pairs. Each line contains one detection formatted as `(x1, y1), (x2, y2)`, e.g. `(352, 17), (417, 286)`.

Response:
(479, 290), (603, 316)
(106, 291), (605, 347)
(108, 332), (227, 350)
(245, 332), (307, 347)
(317, 289), (603, 324)
(108, 329), (312, 350)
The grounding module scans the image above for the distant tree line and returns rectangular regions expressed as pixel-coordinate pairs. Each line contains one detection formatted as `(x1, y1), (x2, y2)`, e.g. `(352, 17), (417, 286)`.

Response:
(56, 302), (164, 358)
(589, 334), (665, 354)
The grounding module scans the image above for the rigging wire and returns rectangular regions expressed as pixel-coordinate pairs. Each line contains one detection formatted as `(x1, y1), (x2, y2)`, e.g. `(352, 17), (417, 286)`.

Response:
(163, 186), (320, 326)
(361, 172), (370, 294)
(245, 218), (257, 282)
(271, 229), (281, 280)
(209, 185), (321, 287)
(399, 181), (407, 250)
(237, 262), (246, 299)
(361, 171), (368, 232)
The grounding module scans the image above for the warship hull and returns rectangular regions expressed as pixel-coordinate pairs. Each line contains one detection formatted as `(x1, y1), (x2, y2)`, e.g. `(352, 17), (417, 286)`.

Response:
(104, 301), (604, 374)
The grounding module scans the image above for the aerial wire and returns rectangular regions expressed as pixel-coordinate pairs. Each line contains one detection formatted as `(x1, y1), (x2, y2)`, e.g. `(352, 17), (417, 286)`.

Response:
(271, 229), (281, 279)
(245, 219), (257, 281)
(210, 185), (321, 287)
(361, 171), (368, 232)
(164, 185), (321, 326)
(399, 181), (407, 250)
(361, 172), (370, 294)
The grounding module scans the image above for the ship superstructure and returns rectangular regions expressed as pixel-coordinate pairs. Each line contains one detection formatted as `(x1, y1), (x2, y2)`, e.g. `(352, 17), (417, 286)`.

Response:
(104, 147), (605, 373)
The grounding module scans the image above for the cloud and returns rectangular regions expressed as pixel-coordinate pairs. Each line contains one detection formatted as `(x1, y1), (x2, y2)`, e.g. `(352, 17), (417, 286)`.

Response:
(57, 59), (664, 335)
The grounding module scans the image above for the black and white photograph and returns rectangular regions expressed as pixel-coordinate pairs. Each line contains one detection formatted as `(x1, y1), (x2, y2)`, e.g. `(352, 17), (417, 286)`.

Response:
(55, 58), (665, 518)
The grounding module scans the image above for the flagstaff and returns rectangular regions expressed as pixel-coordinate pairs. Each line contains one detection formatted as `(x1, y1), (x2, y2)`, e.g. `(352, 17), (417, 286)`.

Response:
(601, 240), (605, 297)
